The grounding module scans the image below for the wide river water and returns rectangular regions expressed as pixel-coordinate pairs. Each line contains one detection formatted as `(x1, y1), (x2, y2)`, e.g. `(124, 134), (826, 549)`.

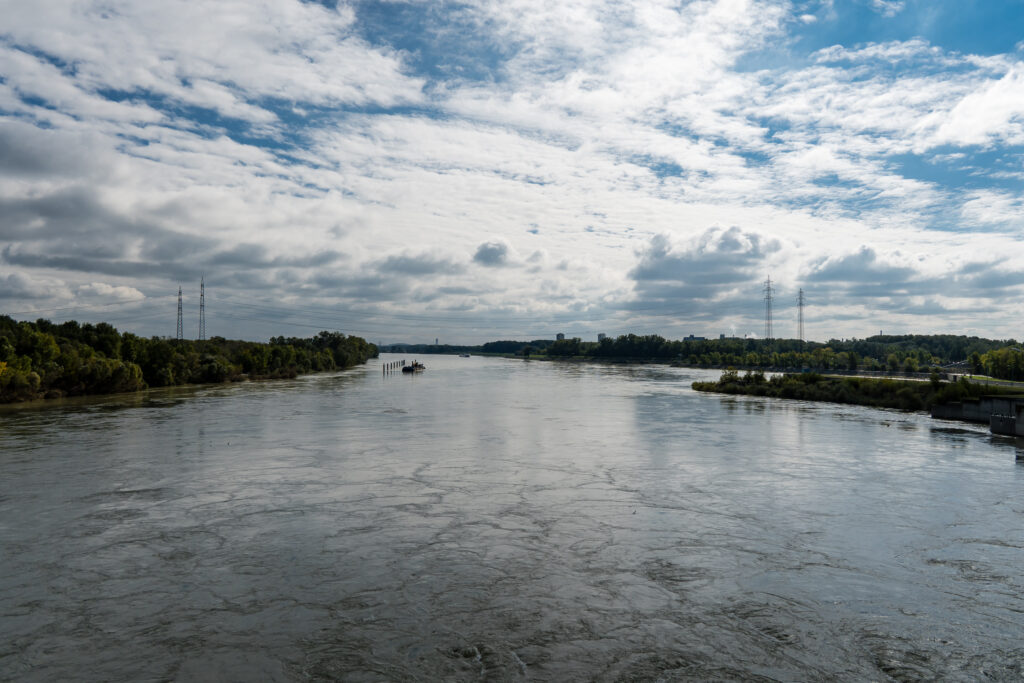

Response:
(2, 354), (1024, 681)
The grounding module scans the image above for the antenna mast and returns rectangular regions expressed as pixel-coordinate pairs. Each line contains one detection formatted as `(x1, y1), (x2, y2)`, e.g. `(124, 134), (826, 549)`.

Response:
(763, 276), (774, 341)
(797, 288), (805, 343)
(176, 286), (183, 341)
(198, 276), (206, 341)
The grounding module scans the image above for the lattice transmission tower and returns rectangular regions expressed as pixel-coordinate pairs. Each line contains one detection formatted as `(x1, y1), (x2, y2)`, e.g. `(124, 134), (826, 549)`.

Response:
(797, 288), (805, 343)
(763, 276), (774, 341)
(176, 286), (183, 341)
(198, 276), (206, 341)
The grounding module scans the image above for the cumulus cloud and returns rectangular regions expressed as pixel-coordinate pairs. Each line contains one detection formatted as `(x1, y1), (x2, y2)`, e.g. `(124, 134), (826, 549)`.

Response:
(625, 227), (782, 319)
(76, 282), (146, 301)
(929, 67), (1024, 148)
(631, 228), (779, 285)
(806, 247), (916, 284)
(953, 261), (1024, 296)
(796, 246), (1024, 326)
(473, 241), (511, 267)
(0, 272), (71, 301)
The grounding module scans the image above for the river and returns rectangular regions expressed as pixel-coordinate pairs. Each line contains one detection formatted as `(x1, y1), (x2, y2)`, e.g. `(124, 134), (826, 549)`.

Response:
(2, 354), (1023, 681)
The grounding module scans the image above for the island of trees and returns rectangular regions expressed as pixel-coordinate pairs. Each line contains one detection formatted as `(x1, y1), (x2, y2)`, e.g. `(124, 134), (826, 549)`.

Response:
(691, 369), (1021, 412)
(0, 315), (377, 403)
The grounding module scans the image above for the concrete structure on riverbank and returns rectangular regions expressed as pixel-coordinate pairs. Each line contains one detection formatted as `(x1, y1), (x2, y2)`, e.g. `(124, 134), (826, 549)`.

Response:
(991, 404), (1024, 437)
(932, 396), (1024, 436)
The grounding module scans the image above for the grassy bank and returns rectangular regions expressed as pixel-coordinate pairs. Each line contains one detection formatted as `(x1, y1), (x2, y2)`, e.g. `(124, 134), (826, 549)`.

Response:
(692, 370), (1020, 412)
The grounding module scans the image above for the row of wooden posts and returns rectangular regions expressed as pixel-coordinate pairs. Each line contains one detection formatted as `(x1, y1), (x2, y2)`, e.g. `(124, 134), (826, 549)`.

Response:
(383, 360), (408, 374)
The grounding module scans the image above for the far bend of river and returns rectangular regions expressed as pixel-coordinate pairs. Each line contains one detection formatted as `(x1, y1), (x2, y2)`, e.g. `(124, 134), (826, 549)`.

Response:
(3, 354), (1024, 682)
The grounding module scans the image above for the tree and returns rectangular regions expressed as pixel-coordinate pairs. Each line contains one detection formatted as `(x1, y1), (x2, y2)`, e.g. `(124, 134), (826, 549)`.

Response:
(546, 337), (581, 356)
(969, 351), (983, 375)
(887, 354), (900, 372)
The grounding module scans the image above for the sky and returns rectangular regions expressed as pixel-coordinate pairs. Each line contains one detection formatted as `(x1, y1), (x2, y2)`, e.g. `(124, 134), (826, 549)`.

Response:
(1, 0), (1023, 345)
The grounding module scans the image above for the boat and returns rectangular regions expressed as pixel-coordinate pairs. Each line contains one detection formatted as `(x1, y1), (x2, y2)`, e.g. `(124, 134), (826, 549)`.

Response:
(402, 361), (425, 373)
(459, 353), (471, 358)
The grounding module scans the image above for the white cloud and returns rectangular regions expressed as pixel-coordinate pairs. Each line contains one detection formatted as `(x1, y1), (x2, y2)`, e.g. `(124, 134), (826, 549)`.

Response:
(929, 67), (1024, 148)
(869, 0), (905, 18)
(0, 272), (71, 301)
(3, 0), (1024, 341)
(959, 190), (1024, 231)
(76, 282), (146, 301)
(0, 47), (165, 124)
(1, 0), (424, 126)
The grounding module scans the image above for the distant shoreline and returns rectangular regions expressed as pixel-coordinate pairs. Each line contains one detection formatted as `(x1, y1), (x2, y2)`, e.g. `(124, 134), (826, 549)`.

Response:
(392, 350), (1024, 386)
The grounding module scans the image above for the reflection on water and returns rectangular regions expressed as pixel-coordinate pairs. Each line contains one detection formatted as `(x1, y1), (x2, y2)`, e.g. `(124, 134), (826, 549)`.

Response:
(2, 355), (1024, 681)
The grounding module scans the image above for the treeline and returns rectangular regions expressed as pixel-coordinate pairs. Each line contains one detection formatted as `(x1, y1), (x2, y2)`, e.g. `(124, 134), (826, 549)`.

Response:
(0, 315), (377, 403)
(692, 370), (1018, 412)
(979, 346), (1024, 381)
(544, 334), (1023, 380)
(380, 339), (556, 355)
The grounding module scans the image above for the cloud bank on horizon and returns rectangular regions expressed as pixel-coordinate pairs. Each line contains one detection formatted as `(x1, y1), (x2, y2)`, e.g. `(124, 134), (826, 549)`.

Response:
(1, 0), (1022, 343)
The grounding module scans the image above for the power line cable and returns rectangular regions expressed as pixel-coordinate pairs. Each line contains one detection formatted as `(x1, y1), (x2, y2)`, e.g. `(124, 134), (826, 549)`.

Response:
(2, 296), (174, 319)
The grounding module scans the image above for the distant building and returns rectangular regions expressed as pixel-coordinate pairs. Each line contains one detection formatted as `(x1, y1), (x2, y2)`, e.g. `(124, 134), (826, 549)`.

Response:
(720, 333), (726, 340)
(556, 333), (565, 341)
(597, 333), (606, 341)
(684, 334), (706, 341)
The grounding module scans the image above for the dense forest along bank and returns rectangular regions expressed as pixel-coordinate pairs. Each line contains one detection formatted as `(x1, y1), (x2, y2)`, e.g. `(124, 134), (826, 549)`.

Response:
(0, 315), (377, 403)
(692, 369), (1023, 412)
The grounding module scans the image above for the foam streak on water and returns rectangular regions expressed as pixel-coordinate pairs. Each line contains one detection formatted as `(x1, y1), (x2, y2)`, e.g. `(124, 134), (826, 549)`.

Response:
(2, 355), (1024, 681)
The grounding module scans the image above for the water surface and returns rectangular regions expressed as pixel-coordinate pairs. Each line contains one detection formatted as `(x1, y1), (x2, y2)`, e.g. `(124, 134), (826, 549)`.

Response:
(2, 354), (1023, 681)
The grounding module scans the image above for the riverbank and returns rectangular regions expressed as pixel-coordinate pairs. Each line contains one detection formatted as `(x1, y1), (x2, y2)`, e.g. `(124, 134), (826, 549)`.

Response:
(0, 316), (377, 404)
(692, 369), (1022, 412)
